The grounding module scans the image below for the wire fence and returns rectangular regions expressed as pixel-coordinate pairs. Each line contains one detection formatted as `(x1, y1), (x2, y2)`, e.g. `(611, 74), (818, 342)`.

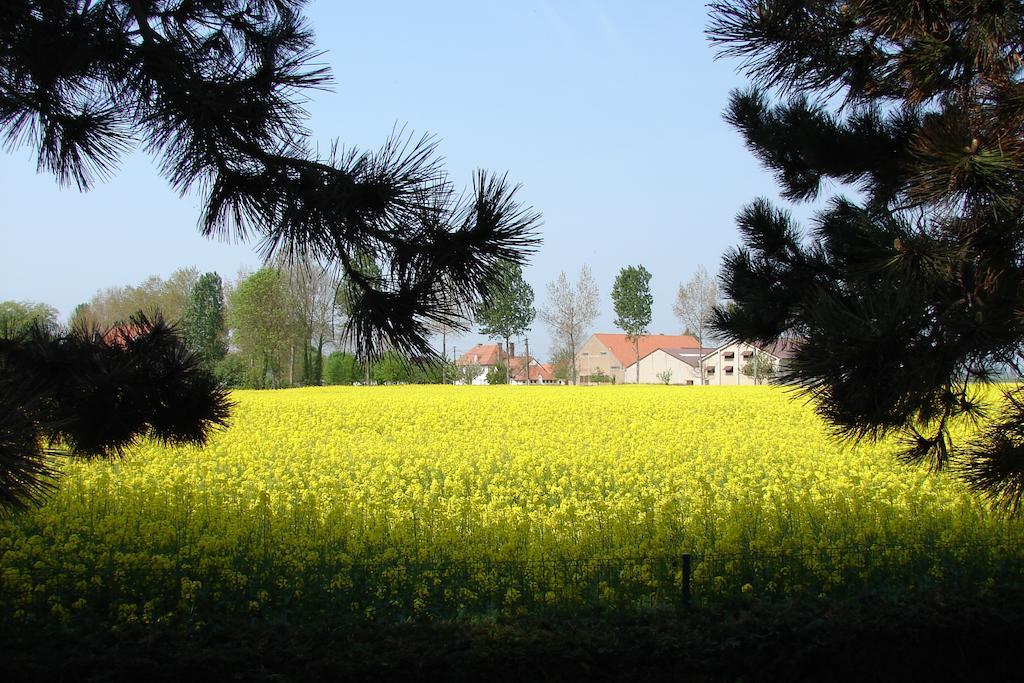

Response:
(4, 535), (1023, 624)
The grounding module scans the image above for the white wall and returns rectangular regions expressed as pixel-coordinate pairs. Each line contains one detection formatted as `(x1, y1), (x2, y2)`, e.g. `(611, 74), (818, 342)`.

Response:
(623, 350), (700, 384)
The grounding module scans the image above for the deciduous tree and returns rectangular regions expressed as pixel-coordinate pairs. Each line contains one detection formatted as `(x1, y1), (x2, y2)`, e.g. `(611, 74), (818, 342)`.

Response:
(611, 265), (653, 384)
(741, 349), (776, 385)
(228, 268), (297, 388)
(475, 261), (535, 383)
(539, 266), (599, 385)
(80, 268), (199, 328)
(279, 257), (341, 386)
(180, 272), (227, 371)
(0, 301), (60, 338)
(673, 266), (721, 385)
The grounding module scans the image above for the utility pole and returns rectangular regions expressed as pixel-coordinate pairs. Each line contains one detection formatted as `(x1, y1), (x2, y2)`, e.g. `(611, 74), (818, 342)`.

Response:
(524, 336), (531, 384)
(441, 326), (447, 385)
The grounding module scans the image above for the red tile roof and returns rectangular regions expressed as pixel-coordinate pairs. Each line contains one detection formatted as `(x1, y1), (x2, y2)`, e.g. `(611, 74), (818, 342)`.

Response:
(102, 323), (153, 348)
(456, 343), (507, 367)
(509, 357), (556, 382)
(592, 333), (700, 366)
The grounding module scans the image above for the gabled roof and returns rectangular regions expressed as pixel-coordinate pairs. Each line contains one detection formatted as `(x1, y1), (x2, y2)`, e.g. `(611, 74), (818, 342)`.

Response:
(102, 322), (153, 348)
(512, 361), (556, 382)
(628, 346), (716, 369)
(659, 347), (703, 367)
(591, 333), (700, 366)
(456, 343), (507, 367)
(508, 356), (557, 382)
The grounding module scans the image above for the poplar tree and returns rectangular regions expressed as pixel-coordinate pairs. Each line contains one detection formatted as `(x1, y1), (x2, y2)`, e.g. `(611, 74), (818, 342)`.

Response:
(180, 272), (227, 371)
(611, 265), (653, 384)
(708, 0), (1024, 510)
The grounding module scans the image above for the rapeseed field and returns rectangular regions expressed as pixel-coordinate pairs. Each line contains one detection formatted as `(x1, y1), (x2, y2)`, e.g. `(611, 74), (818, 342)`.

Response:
(2, 385), (1022, 626)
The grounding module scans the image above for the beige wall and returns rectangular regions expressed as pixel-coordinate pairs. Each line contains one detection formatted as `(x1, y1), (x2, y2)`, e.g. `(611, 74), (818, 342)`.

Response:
(622, 350), (699, 384)
(576, 336), (627, 384)
(701, 341), (777, 385)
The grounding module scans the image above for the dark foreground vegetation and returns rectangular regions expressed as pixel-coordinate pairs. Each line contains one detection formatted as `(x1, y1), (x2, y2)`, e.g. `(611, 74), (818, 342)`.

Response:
(4, 589), (1024, 682)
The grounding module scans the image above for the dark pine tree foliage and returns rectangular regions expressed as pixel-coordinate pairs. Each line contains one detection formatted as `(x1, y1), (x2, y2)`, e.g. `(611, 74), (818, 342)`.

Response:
(0, 1), (540, 509)
(0, 315), (231, 512)
(0, 0), (540, 357)
(708, 1), (1024, 511)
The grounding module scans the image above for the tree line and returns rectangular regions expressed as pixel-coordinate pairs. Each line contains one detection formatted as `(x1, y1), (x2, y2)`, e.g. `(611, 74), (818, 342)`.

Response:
(26, 260), (458, 389)
(4, 255), (729, 390)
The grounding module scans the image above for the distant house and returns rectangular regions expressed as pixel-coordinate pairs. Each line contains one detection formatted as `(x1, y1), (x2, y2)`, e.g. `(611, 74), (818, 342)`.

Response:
(101, 322), (154, 348)
(699, 339), (799, 385)
(509, 357), (561, 385)
(575, 333), (700, 384)
(455, 343), (562, 385)
(621, 338), (801, 385)
(455, 343), (508, 384)
(621, 346), (716, 385)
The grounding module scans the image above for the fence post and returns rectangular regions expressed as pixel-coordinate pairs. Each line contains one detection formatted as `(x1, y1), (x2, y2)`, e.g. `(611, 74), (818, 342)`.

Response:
(681, 553), (692, 608)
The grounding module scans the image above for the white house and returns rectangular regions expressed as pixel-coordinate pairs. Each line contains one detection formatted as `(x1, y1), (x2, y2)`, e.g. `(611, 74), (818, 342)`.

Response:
(455, 343), (507, 385)
(622, 339), (799, 385)
(699, 339), (797, 385)
(621, 347), (712, 384)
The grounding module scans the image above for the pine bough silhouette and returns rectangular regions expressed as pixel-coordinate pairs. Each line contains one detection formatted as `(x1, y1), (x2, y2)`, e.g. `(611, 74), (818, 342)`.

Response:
(708, 1), (1024, 511)
(0, 315), (231, 511)
(0, 1), (540, 510)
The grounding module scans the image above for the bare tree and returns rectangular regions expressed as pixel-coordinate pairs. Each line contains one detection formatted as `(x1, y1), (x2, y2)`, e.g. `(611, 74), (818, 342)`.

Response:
(279, 256), (342, 386)
(673, 265), (720, 385)
(539, 265), (599, 385)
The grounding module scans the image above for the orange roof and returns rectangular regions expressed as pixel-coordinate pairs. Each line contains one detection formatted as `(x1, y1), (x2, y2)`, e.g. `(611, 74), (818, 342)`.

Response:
(592, 333), (700, 366)
(456, 343), (507, 367)
(102, 323), (153, 348)
(509, 357), (556, 382)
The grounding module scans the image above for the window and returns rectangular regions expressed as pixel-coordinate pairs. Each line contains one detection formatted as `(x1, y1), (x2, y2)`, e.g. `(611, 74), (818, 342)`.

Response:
(724, 365), (734, 374)
(723, 351), (735, 359)
(741, 351), (753, 358)
(600, 351), (608, 355)
(706, 366), (715, 374)
(611, 365), (620, 370)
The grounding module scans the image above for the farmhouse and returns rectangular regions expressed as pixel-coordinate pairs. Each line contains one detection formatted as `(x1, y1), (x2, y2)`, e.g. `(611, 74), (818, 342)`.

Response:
(509, 357), (561, 384)
(620, 346), (712, 385)
(619, 337), (800, 385)
(575, 333), (700, 384)
(454, 343), (561, 385)
(454, 343), (507, 384)
(699, 338), (798, 385)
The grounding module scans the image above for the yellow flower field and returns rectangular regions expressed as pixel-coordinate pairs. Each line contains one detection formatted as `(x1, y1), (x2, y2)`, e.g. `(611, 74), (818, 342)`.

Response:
(2, 385), (1022, 625)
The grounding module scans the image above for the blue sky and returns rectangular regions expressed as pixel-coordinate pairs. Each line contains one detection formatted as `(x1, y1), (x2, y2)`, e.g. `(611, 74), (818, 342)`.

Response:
(0, 1), (823, 359)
